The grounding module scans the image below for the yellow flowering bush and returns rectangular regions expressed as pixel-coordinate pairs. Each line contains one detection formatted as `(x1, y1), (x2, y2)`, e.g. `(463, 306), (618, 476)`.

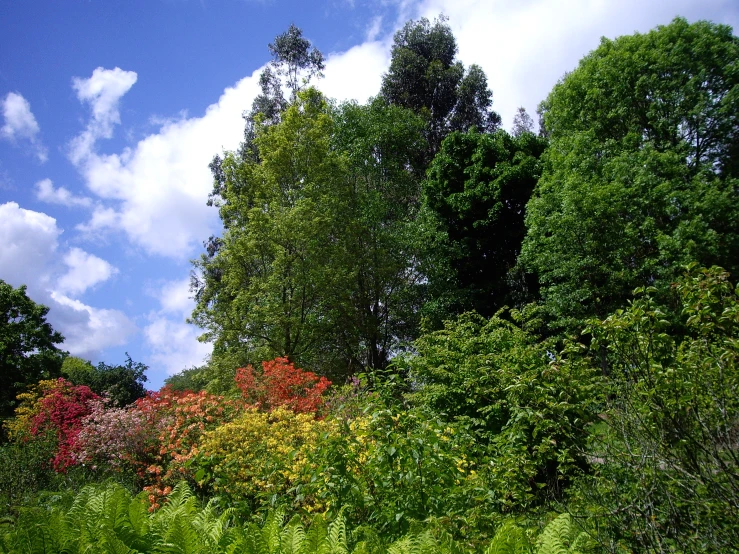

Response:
(194, 406), (336, 509)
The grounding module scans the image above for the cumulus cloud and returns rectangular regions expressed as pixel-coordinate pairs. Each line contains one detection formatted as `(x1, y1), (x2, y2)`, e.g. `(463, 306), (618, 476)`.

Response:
(0, 201), (135, 359)
(56, 247), (118, 296)
(70, 67), (262, 258)
(35, 178), (92, 208)
(69, 67), (138, 165)
(1, 92), (47, 162)
(144, 278), (212, 375)
(320, 39), (391, 103)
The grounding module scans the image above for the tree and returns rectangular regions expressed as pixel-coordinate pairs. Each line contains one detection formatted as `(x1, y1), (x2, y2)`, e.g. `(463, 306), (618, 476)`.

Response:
(329, 99), (427, 370)
(62, 354), (148, 407)
(0, 280), (65, 421)
(380, 16), (500, 155)
(421, 129), (547, 325)
(511, 107), (534, 137)
(210, 25), (325, 200)
(519, 18), (739, 334)
(192, 89), (352, 379)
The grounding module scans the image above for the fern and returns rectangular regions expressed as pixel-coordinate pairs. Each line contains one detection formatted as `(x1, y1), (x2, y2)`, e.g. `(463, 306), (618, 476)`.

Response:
(535, 514), (591, 554)
(484, 520), (531, 554)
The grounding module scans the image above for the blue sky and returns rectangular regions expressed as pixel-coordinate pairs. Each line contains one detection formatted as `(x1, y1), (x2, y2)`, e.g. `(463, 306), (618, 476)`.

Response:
(2, 0), (738, 390)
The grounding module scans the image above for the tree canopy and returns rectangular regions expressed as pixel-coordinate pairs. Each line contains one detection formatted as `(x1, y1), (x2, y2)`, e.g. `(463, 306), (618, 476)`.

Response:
(0, 280), (65, 420)
(381, 16), (501, 155)
(519, 17), (739, 333)
(421, 128), (547, 325)
(62, 355), (148, 407)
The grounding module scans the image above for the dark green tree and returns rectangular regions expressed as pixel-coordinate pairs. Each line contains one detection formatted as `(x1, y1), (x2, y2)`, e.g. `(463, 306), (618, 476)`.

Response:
(330, 99), (427, 371)
(0, 280), (65, 421)
(421, 129), (547, 325)
(380, 16), (500, 154)
(519, 18), (739, 334)
(62, 354), (148, 407)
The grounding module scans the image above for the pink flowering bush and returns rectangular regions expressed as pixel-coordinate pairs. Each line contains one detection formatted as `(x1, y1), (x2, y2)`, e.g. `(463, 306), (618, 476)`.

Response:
(74, 398), (164, 477)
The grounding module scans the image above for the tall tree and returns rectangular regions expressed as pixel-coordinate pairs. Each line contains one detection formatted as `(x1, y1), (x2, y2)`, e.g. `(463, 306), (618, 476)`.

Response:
(511, 107), (534, 137)
(380, 16), (500, 155)
(421, 129), (547, 325)
(519, 18), (739, 334)
(0, 280), (65, 421)
(192, 89), (352, 379)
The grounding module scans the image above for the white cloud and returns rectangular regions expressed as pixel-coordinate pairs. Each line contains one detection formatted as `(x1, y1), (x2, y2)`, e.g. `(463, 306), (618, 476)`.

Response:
(144, 278), (211, 375)
(1, 92), (47, 162)
(156, 278), (194, 317)
(320, 39), (392, 103)
(50, 291), (137, 359)
(71, 67), (262, 259)
(56, 247), (118, 296)
(69, 67), (138, 165)
(35, 178), (92, 208)
(0, 201), (135, 360)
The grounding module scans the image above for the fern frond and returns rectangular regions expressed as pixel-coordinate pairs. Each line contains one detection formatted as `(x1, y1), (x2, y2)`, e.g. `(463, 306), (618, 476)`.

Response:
(485, 520), (531, 554)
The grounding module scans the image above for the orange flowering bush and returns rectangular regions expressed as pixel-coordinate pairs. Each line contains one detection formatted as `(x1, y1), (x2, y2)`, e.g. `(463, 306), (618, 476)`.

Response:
(134, 387), (237, 508)
(235, 357), (331, 413)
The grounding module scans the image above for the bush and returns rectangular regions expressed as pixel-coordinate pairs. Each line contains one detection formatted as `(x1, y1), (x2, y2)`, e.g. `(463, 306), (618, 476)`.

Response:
(193, 406), (335, 512)
(399, 312), (597, 511)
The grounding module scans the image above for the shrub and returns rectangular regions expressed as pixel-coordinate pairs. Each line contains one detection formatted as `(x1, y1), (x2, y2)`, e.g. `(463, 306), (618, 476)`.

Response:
(235, 357), (332, 413)
(194, 406), (336, 511)
(4, 378), (99, 471)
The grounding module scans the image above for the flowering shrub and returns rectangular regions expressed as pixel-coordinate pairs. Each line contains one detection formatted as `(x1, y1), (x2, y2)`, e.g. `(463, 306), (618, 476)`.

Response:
(194, 406), (336, 510)
(135, 387), (236, 508)
(235, 357), (331, 413)
(5, 378), (99, 471)
(300, 407), (482, 533)
(74, 398), (163, 477)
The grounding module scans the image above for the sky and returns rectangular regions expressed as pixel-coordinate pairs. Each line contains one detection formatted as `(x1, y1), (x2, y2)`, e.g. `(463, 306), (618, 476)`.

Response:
(2, 0), (738, 390)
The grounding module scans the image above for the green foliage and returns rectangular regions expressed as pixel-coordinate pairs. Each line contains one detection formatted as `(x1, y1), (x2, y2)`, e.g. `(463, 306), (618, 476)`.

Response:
(571, 265), (739, 552)
(0, 479), (590, 554)
(421, 129), (547, 324)
(0, 433), (57, 514)
(193, 88), (352, 379)
(63, 354), (148, 407)
(400, 313), (597, 511)
(329, 99), (426, 370)
(165, 365), (210, 393)
(0, 280), (65, 422)
(301, 404), (485, 538)
(520, 17), (739, 334)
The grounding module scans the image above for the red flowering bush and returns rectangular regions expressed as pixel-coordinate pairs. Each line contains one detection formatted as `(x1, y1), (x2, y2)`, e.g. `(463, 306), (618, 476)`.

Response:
(6, 378), (99, 471)
(235, 357), (332, 413)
